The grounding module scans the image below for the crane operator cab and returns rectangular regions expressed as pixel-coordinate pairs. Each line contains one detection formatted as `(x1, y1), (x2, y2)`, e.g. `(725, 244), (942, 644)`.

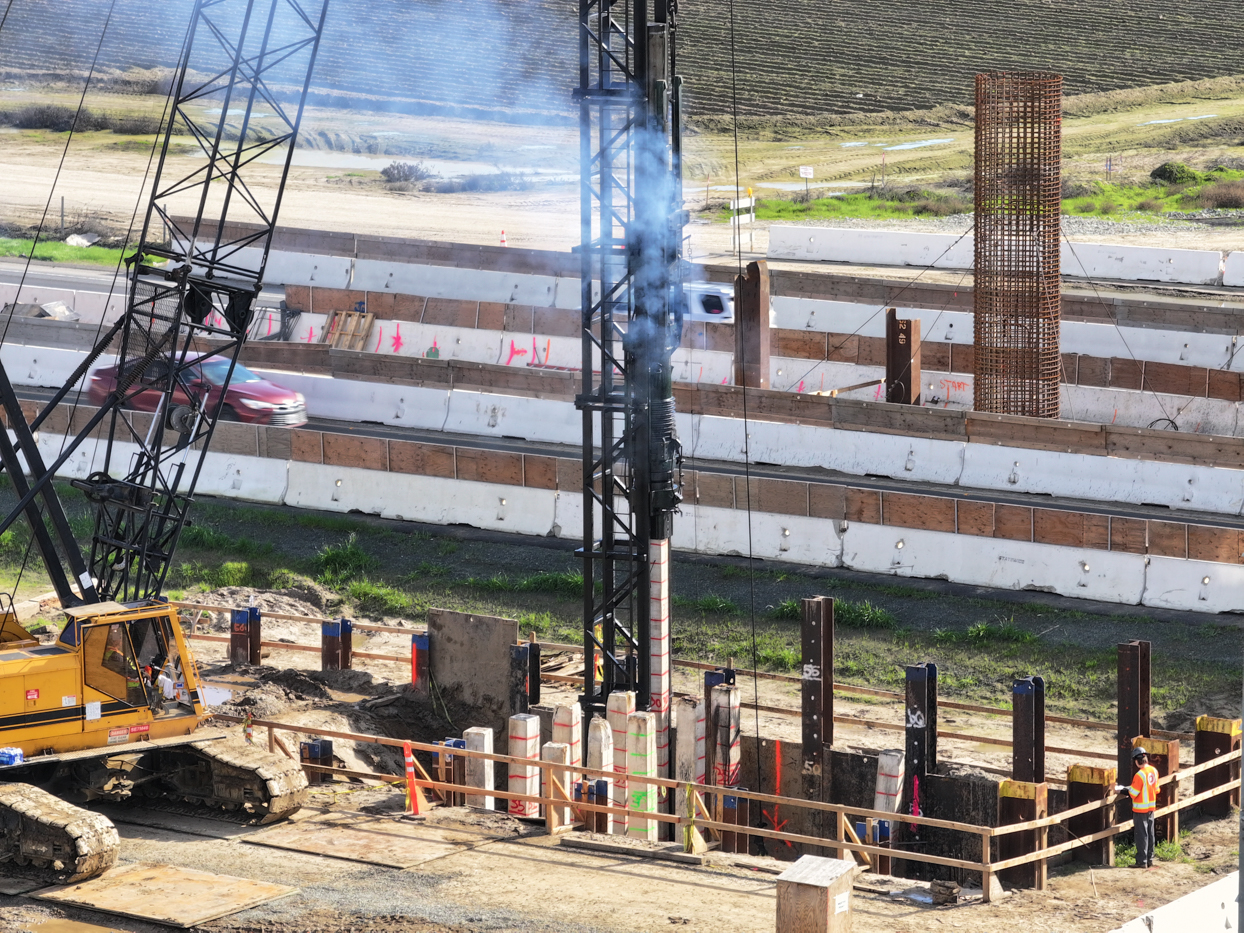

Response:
(0, 599), (208, 764)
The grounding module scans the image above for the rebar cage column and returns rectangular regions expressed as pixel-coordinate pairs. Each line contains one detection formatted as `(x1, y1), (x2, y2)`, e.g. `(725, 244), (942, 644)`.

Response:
(973, 72), (1062, 419)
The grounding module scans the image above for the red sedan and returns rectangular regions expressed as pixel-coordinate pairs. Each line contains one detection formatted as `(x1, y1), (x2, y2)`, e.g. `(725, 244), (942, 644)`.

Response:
(88, 354), (308, 427)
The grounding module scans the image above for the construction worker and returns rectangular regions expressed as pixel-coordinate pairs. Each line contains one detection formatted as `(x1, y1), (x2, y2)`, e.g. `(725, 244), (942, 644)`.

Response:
(1115, 747), (1159, 868)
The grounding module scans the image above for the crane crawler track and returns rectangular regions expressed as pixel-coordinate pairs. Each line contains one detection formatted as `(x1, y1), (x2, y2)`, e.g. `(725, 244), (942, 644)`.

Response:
(0, 782), (120, 884)
(161, 740), (309, 824)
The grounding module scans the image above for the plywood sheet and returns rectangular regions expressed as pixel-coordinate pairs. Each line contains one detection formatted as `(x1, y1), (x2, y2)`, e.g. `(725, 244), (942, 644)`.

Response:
(0, 876), (43, 895)
(244, 811), (484, 869)
(33, 863), (296, 928)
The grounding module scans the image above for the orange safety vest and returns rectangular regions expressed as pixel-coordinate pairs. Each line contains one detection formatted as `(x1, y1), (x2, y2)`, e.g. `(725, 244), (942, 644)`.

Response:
(1129, 764), (1159, 812)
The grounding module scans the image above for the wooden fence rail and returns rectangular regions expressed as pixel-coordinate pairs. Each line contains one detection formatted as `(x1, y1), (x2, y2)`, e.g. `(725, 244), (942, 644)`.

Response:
(217, 714), (1242, 905)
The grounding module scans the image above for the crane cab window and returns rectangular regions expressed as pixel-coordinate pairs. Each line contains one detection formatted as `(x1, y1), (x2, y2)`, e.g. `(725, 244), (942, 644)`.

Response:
(83, 623), (148, 707)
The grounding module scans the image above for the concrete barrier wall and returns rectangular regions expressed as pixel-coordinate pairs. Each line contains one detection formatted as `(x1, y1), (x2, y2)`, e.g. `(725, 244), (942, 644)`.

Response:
(768, 225), (1229, 287)
(26, 424), (1243, 614)
(1112, 872), (1237, 933)
(1225, 252), (1244, 288)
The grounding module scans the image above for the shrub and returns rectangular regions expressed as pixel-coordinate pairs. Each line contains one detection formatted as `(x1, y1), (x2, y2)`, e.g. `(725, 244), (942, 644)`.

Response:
(1150, 161), (1203, 185)
(1198, 181), (1244, 209)
(1098, 200), (1117, 214)
(426, 172), (532, 193)
(771, 598), (801, 620)
(380, 161), (434, 183)
(0, 104), (112, 132)
(913, 197), (969, 217)
(836, 600), (897, 629)
(314, 533), (378, 584)
(1136, 198), (1164, 212)
(111, 115), (164, 135)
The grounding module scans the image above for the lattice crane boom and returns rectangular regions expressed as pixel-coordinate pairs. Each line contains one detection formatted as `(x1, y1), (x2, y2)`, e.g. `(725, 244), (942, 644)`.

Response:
(0, 0), (328, 607)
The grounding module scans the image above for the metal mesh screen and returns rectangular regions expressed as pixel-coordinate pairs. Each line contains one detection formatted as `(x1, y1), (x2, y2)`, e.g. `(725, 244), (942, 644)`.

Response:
(973, 72), (1062, 419)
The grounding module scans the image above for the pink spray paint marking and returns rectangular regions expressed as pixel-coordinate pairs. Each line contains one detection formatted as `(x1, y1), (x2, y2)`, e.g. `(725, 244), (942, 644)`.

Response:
(505, 340), (528, 366)
(373, 326), (383, 354)
(797, 381), (805, 393)
(874, 383), (883, 400)
(266, 313), (273, 336)
(391, 323), (404, 354)
(697, 366), (703, 384)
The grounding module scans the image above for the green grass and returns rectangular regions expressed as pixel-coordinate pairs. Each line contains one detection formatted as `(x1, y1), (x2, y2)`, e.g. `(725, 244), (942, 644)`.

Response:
(674, 593), (741, 614)
(727, 169), (1244, 224)
(314, 533), (379, 585)
(1115, 839), (1137, 868)
(0, 237), (125, 268)
(180, 523), (273, 559)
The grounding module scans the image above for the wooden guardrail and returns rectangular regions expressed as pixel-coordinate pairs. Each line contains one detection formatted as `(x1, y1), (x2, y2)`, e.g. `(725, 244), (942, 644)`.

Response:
(174, 601), (410, 665)
(216, 714), (1242, 903)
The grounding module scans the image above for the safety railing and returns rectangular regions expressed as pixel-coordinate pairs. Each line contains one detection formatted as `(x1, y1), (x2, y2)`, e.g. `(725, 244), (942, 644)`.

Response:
(216, 714), (1243, 904)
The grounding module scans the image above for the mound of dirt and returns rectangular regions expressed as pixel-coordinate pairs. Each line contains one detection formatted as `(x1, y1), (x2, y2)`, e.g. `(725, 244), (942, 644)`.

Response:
(260, 668), (334, 700)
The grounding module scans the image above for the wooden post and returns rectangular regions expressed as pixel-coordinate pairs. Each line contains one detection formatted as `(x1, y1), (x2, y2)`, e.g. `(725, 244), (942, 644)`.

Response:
(1068, 764), (1117, 866)
(1194, 715), (1241, 816)
(998, 779), (1048, 890)
(733, 260), (770, 389)
(229, 609), (250, 666)
(801, 597), (834, 778)
(509, 644), (530, 716)
(980, 829), (994, 904)
(1117, 640), (1151, 780)
(320, 620), (342, 672)
(247, 606), (262, 665)
(411, 633), (430, 695)
(885, 308), (921, 404)
(1012, 676), (1046, 782)
(339, 618), (352, 670)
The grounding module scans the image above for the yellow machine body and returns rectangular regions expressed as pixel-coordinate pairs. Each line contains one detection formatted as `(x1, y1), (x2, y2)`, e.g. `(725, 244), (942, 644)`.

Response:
(0, 601), (206, 760)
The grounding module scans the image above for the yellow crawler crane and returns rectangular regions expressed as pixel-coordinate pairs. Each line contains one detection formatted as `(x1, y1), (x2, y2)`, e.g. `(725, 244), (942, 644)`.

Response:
(0, 604), (307, 883)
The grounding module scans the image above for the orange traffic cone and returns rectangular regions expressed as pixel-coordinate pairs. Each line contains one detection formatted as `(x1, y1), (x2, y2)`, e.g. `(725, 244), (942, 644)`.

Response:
(500, 230), (508, 247)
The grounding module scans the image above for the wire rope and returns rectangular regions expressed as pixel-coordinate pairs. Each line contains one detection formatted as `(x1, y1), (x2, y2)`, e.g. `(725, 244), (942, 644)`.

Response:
(723, 0), (766, 818)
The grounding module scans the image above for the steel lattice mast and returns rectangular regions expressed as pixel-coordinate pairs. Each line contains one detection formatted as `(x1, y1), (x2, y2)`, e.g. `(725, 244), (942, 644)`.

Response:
(0, 0), (328, 606)
(576, 0), (687, 775)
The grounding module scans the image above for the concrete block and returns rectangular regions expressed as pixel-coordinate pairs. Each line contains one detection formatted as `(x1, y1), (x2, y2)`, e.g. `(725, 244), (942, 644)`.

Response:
(285, 462), (559, 537)
(607, 691), (636, 836)
(1225, 252), (1244, 288)
(264, 250), (353, 288)
(674, 504), (844, 567)
(674, 696), (706, 849)
(541, 742), (572, 826)
(429, 609), (519, 740)
(353, 259), (561, 307)
(587, 716), (613, 772)
(1142, 556), (1244, 613)
(627, 711), (658, 841)
(463, 726), (495, 810)
(711, 684), (741, 788)
(552, 704), (582, 770)
(441, 390), (580, 445)
(1062, 241), (1222, 286)
(649, 540), (671, 798)
(507, 713), (541, 818)
(768, 226), (974, 269)
(840, 522), (1147, 605)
